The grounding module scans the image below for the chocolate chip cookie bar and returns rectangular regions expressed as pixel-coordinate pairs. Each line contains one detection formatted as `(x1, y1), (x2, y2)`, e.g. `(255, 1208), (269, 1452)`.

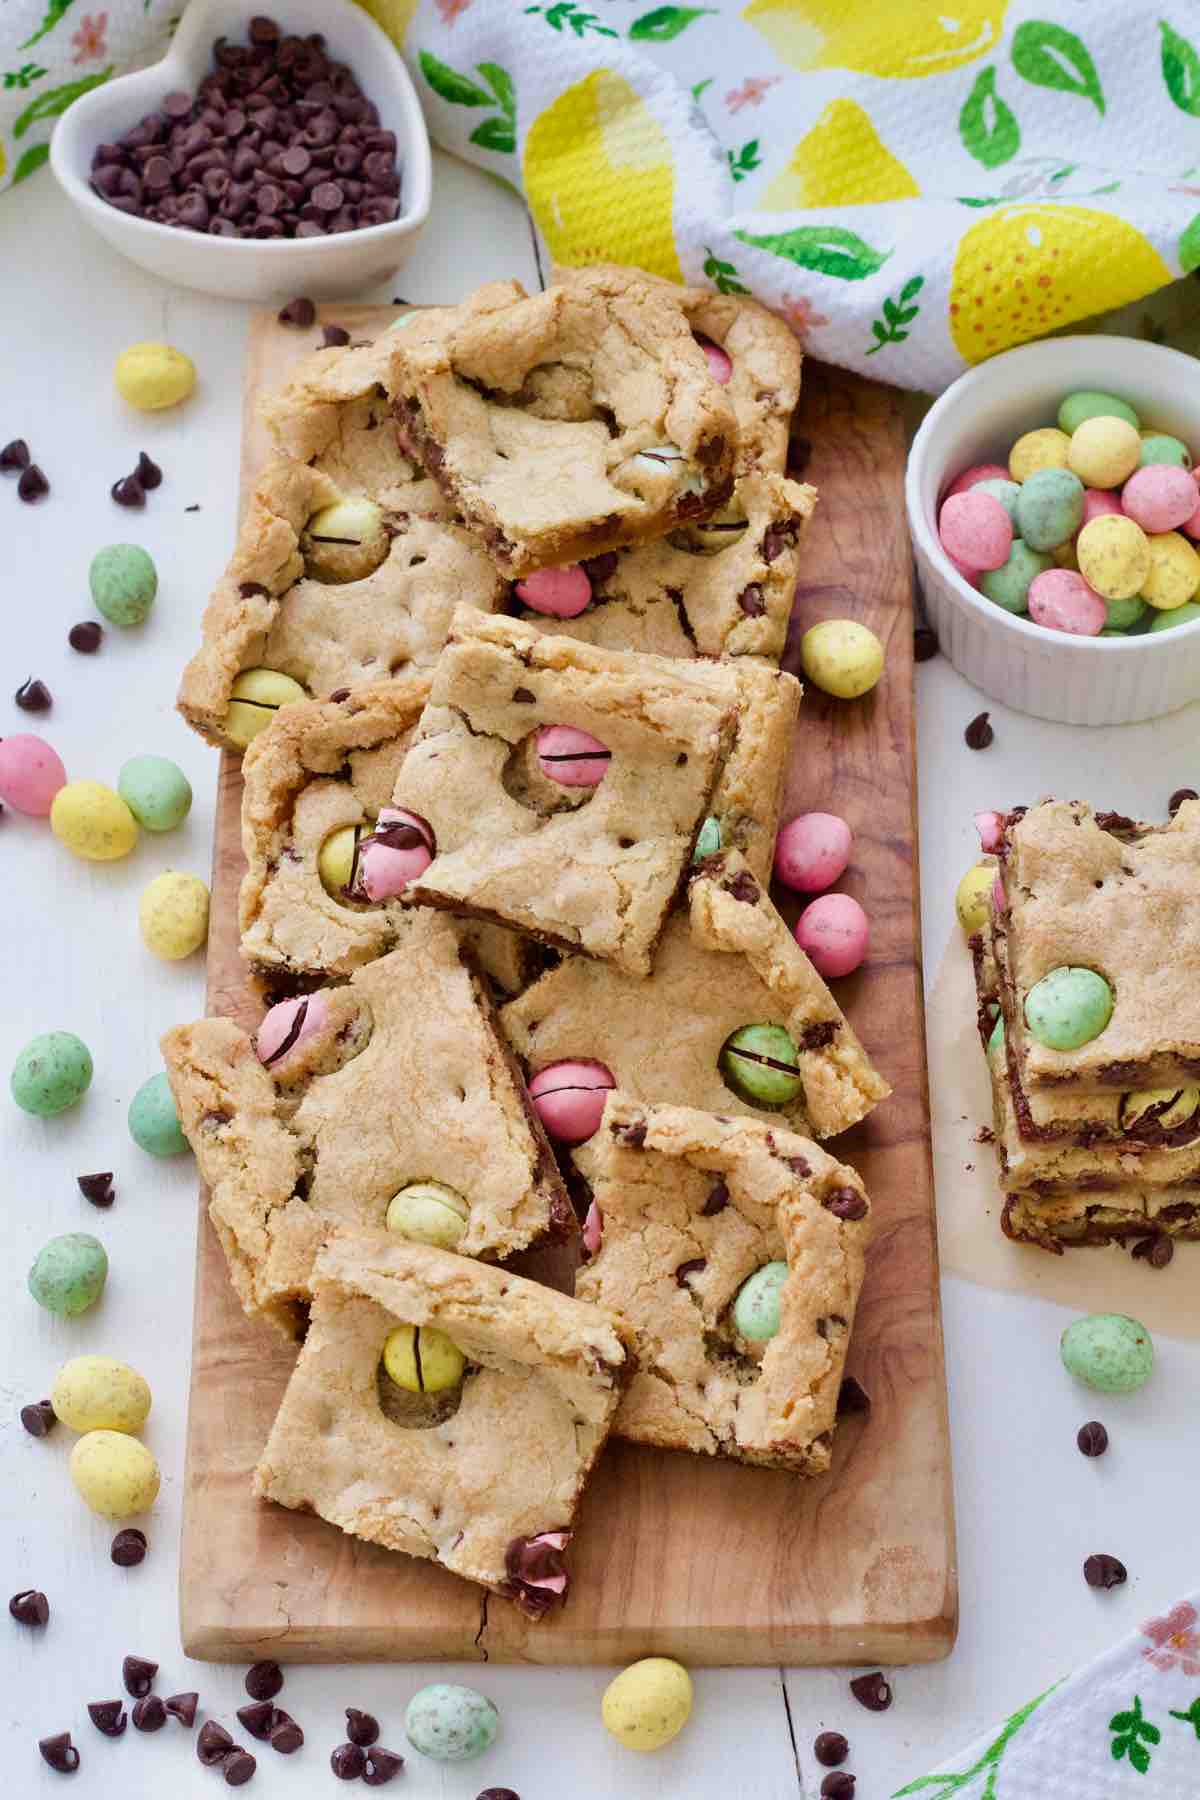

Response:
(574, 1094), (871, 1471)
(254, 1230), (632, 1614)
(161, 913), (573, 1335)
(502, 850), (890, 1140)
(389, 266), (737, 576)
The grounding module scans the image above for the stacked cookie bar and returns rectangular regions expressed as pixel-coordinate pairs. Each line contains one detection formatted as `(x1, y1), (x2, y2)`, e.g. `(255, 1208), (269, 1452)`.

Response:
(168, 267), (887, 1619)
(972, 798), (1200, 1254)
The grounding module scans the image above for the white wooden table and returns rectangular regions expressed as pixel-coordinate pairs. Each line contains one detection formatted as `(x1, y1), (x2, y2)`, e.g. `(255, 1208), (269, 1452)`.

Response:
(3, 153), (1198, 1800)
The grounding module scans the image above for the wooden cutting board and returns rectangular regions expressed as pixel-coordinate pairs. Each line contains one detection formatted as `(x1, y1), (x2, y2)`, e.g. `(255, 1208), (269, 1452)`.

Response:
(180, 304), (957, 1666)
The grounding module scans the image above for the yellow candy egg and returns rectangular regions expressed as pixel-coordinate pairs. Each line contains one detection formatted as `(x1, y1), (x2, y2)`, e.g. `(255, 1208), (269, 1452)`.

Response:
(318, 823), (359, 898)
(800, 619), (884, 699)
(1067, 416), (1141, 489)
(52, 1356), (152, 1435)
(1008, 428), (1070, 482)
(139, 871), (210, 960)
(1077, 515), (1150, 601)
(386, 1181), (470, 1250)
(602, 1658), (693, 1752)
(382, 1325), (466, 1395)
(955, 861), (995, 933)
(225, 668), (307, 751)
(69, 1430), (160, 1519)
(50, 780), (139, 861)
(1052, 538), (1079, 570)
(1141, 531), (1200, 609)
(114, 341), (196, 411)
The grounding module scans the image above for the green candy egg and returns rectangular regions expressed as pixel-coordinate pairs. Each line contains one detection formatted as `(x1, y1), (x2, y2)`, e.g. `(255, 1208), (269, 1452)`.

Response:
(386, 1181), (470, 1250)
(1014, 468), (1085, 552)
(987, 1013), (1004, 1055)
(1138, 433), (1192, 469)
(979, 539), (1052, 614)
(1061, 1313), (1153, 1393)
(29, 1232), (108, 1317)
(1104, 595), (1148, 631)
(972, 477), (1021, 525)
(1149, 601), (1200, 632)
(733, 1261), (789, 1343)
(693, 815), (722, 861)
(1024, 966), (1113, 1051)
(11, 1030), (93, 1117)
(1099, 628), (1128, 637)
(1057, 391), (1140, 435)
(128, 1071), (189, 1157)
(720, 1023), (803, 1107)
(89, 544), (158, 627)
(405, 1683), (499, 1762)
(118, 754), (193, 832)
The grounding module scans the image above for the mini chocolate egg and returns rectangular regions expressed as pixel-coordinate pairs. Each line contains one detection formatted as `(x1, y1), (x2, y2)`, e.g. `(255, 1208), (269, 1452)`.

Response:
(128, 1072), (189, 1157)
(535, 725), (610, 788)
(29, 1233), (107, 1316)
(50, 781), (139, 861)
(987, 1014), (1004, 1055)
(256, 993), (330, 1068)
(1149, 600), (1200, 631)
(1077, 515), (1150, 601)
(318, 823), (358, 897)
(12, 1030), (93, 1116)
(1024, 967), (1113, 1050)
(52, 1356), (151, 1435)
(1061, 1313), (1153, 1393)
(1104, 595), (1149, 631)
(800, 620), (884, 699)
(1138, 433), (1191, 468)
(404, 1684), (498, 1762)
(1057, 391), (1140, 435)
(1027, 569), (1106, 637)
(794, 893), (868, 978)
(720, 1024), (802, 1106)
(528, 1060), (615, 1143)
(114, 342), (195, 411)
(733, 1262), (789, 1342)
(515, 564), (593, 618)
(971, 477), (1021, 525)
(302, 496), (389, 583)
(1068, 416), (1142, 489)
(693, 815), (723, 861)
(382, 1325), (465, 1394)
(0, 733), (66, 816)
(118, 755), (192, 832)
(90, 545), (158, 626)
(1121, 465), (1197, 534)
(774, 812), (852, 893)
(139, 872), (209, 961)
(601, 1659), (693, 1752)
(942, 462), (1011, 500)
(386, 1181), (470, 1250)
(955, 862), (995, 933)
(979, 540), (1052, 614)
(226, 669), (306, 750)
(1141, 531), (1200, 609)
(1014, 468), (1084, 551)
(70, 1430), (160, 1518)
(939, 490), (1013, 571)
(1009, 428), (1070, 483)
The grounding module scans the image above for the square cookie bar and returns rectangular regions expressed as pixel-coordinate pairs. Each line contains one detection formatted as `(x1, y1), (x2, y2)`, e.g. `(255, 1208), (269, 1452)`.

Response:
(254, 1230), (632, 1614)
(391, 608), (737, 976)
(503, 851), (890, 1141)
(574, 1094), (871, 1471)
(161, 912), (573, 1336)
(390, 266), (737, 575)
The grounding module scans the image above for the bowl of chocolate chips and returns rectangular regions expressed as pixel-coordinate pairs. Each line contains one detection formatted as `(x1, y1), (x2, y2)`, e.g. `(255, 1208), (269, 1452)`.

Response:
(50, 0), (431, 300)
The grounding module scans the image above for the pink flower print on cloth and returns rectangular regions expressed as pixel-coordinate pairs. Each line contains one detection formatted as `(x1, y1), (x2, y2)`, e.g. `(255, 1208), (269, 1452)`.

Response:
(71, 12), (108, 64)
(1142, 1600), (1200, 1677)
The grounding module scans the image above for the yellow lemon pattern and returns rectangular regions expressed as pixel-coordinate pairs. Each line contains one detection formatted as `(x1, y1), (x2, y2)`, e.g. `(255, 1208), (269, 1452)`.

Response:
(354, 0), (419, 44)
(741, 0), (1007, 78)
(764, 100), (919, 209)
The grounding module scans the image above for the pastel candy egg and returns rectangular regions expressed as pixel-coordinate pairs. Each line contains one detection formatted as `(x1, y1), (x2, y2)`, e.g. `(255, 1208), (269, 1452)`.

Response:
(357, 808), (436, 898)
(303, 497), (389, 583)
(29, 1233), (107, 1317)
(696, 335), (733, 383)
(987, 1013), (1004, 1055)
(528, 1060), (615, 1143)
(386, 1181), (470, 1250)
(318, 824), (357, 897)
(50, 780), (138, 860)
(733, 1261), (788, 1342)
(942, 462), (1010, 500)
(52, 1356), (151, 1434)
(1181, 493), (1200, 541)
(979, 540), (1052, 614)
(583, 1199), (603, 1255)
(128, 1071), (189, 1157)
(1121, 464), (1197, 534)
(114, 341), (195, 410)
(405, 1684), (499, 1762)
(1060, 1313), (1153, 1393)
(1014, 468), (1084, 551)
(0, 733), (66, 815)
(225, 668), (307, 751)
(971, 477), (1021, 524)
(975, 810), (1004, 853)
(70, 1431), (160, 1519)
(1138, 433), (1191, 468)
(955, 862), (995, 933)
(1141, 530), (1200, 609)
(535, 724), (610, 788)
(602, 1659), (693, 1753)
(514, 564), (593, 618)
(89, 544), (158, 626)
(938, 491), (1012, 571)
(1122, 1087), (1200, 1130)
(382, 1324), (465, 1395)
(1024, 966), (1113, 1050)
(1077, 515), (1150, 600)
(692, 815), (722, 861)
(139, 871), (210, 961)
(118, 754), (192, 831)
(773, 812), (852, 893)
(800, 619), (884, 699)
(1027, 569), (1106, 636)
(947, 550), (979, 586)
(992, 875), (1005, 915)
(1009, 428), (1070, 483)
(256, 993), (330, 1068)
(794, 893), (869, 978)
(1057, 391), (1140, 435)
(1149, 600), (1200, 632)
(12, 1030), (93, 1116)
(1068, 416), (1141, 489)
(1105, 596), (1149, 631)
(1082, 488), (1123, 526)
(1051, 539), (1079, 571)
(719, 1023), (802, 1106)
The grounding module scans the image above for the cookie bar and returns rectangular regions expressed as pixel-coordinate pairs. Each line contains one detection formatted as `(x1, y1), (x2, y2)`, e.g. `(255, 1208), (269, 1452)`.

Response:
(574, 1094), (871, 1471)
(391, 608), (738, 976)
(254, 1230), (632, 1614)
(389, 266), (737, 576)
(502, 851), (890, 1140)
(161, 913), (573, 1336)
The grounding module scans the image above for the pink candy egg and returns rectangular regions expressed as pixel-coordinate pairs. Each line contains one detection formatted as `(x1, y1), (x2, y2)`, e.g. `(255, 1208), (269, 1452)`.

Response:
(536, 724), (611, 788)
(773, 812), (852, 894)
(794, 893), (869, 979)
(696, 335), (733, 385)
(1121, 464), (1198, 534)
(974, 810), (1004, 853)
(1027, 569), (1106, 636)
(256, 992), (330, 1068)
(528, 1060), (616, 1144)
(357, 808), (435, 900)
(1182, 494), (1200, 541)
(1082, 488), (1122, 526)
(582, 1199), (603, 1256)
(992, 876), (1005, 915)
(514, 564), (593, 619)
(0, 733), (67, 816)
(938, 491), (1012, 572)
(947, 550), (980, 586)
(942, 462), (1010, 501)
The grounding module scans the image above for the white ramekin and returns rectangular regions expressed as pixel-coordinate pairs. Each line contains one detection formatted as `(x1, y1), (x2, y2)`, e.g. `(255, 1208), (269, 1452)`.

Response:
(907, 335), (1200, 726)
(50, 0), (431, 302)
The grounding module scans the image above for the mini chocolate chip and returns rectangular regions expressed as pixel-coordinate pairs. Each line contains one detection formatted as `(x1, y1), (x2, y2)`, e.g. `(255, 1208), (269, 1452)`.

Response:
(476, 1791), (520, 1800)
(87, 1701), (127, 1737)
(701, 1180), (729, 1216)
(133, 1695), (168, 1732)
(675, 1258), (706, 1286)
(1169, 786), (1199, 819)
(111, 473), (145, 508)
(197, 1721), (235, 1765)
(838, 1377), (871, 1415)
(185, 502), (201, 512)
(165, 1692), (198, 1726)
(345, 1709), (380, 1747)
(238, 581), (269, 598)
(786, 433), (812, 477)
(122, 1655), (158, 1698)
(38, 1731), (79, 1773)
(20, 1398), (56, 1437)
(737, 583), (766, 617)
(363, 1747), (405, 1786)
(1132, 1234), (1174, 1268)
(224, 1748), (257, 1786)
(512, 686), (536, 703)
(244, 1660), (283, 1701)
(111, 1528), (147, 1567)
(136, 450), (163, 490)
(9, 1588), (49, 1626)
(616, 1120), (647, 1147)
(322, 324), (351, 346)
(821, 1776), (856, 1799)
(725, 870), (760, 904)
(1084, 1553), (1127, 1590)
(18, 464), (49, 502)
(964, 711), (993, 750)
(849, 1671), (892, 1711)
(331, 1742), (366, 1779)
(237, 1702), (277, 1741)
(823, 1187), (868, 1222)
(14, 677), (50, 712)
(278, 296), (316, 326)
(1077, 1421), (1109, 1457)
(913, 626), (939, 663)
(0, 438), (30, 471)
(270, 1716), (304, 1754)
(328, 687), (351, 702)
(814, 1730), (849, 1767)
(68, 621), (104, 653)
(78, 1171), (115, 1206)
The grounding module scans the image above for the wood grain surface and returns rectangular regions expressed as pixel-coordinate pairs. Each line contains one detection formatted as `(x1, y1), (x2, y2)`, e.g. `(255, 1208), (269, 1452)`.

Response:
(180, 305), (957, 1666)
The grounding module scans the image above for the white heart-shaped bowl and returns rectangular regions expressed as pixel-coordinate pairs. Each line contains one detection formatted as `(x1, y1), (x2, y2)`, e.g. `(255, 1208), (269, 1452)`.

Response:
(50, 0), (431, 301)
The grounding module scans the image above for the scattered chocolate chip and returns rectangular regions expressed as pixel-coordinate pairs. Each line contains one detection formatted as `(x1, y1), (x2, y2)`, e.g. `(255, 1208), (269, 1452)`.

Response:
(1132, 1234), (1174, 1268)
(821, 1776), (855, 1799)
(9, 1588), (49, 1626)
(837, 1377), (871, 1415)
(674, 1258), (706, 1286)
(133, 1695), (168, 1732)
(1077, 1421), (1109, 1457)
(345, 1709), (380, 1747)
(111, 473), (145, 509)
(476, 1791), (520, 1800)
(331, 1742), (366, 1779)
(165, 1692), (198, 1726)
(136, 450), (163, 490)
(237, 1702), (277, 1741)
(279, 296), (316, 327)
(185, 503), (201, 512)
(68, 621), (104, 653)
(503, 1530), (572, 1619)
(197, 1721), (235, 1765)
(737, 583), (766, 617)
(38, 1731), (79, 1773)
(322, 324), (351, 346)
(270, 1716), (304, 1754)
(1084, 1553), (1127, 1590)
(224, 1748), (257, 1786)
(913, 625), (939, 663)
(87, 1701), (127, 1738)
(823, 1187), (868, 1222)
(849, 1671), (892, 1712)
(363, 1747), (405, 1786)
(964, 710), (993, 750)
(14, 677), (51, 712)
(18, 464), (49, 503)
(701, 1179), (729, 1216)
(512, 686), (535, 703)
(122, 1654), (158, 1698)
(0, 438), (30, 471)
(20, 1398), (56, 1437)
(814, 1731), (849, 1767)
(111, 1528), (147, 1567)
(78, 1171), (115, 1207)
(244, 1660), (283, 1701)
(1169, 787), (1198, 816)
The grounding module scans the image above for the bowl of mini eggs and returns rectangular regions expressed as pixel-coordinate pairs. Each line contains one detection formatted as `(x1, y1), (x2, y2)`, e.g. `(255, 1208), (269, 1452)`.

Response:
(906, 335), (1200, 725)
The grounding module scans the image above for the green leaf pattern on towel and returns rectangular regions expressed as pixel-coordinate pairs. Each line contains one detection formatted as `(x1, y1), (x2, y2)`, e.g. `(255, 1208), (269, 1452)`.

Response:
(13, 65), (111, 139)
(734, 224), (891, 281)
(959, 67), (1020, 169)
(1109, 1695), (1162, 1775)
(630, 7), (714, 42)
(702, 247), (749, 295)
(12, 141), (50, 183)
(419, 52), (516, 154)
(727, 139), (762, 183)
(18, 0), (75, 52)
(3, 64), (49, 92)
(525, 3), (618, 40)
(866, 275), (924, 355)
(1161, 20), (1200, 116)
(1011, 20), (1106, 114)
